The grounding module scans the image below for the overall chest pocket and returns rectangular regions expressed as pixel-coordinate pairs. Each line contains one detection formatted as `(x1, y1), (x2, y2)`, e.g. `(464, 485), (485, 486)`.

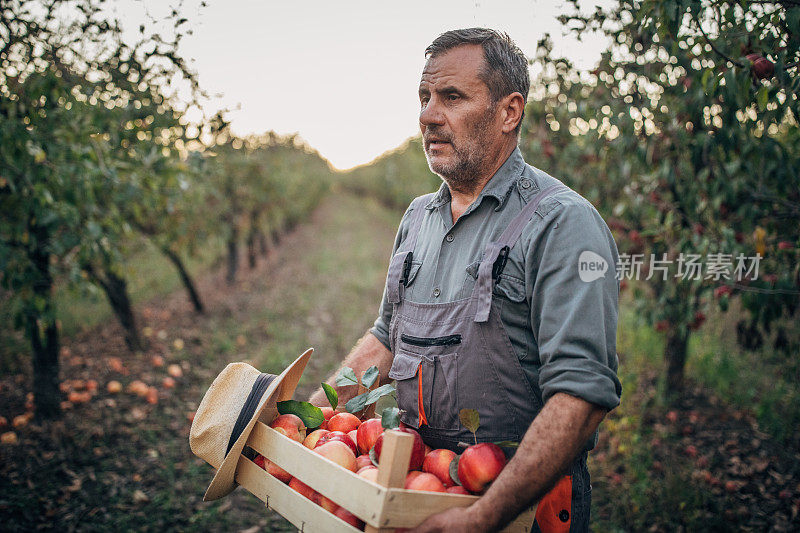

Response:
(463, 260), (527, 303)
(388, 341), (460, 431)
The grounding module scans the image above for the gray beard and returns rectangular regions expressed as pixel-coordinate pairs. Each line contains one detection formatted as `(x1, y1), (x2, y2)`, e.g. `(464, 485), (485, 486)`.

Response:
(424, 108), (495, 195)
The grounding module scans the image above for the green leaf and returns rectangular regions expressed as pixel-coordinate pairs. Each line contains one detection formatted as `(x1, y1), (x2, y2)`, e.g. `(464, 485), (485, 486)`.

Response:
(460, 408), (480, 445)
(494, 441), (520, 448)
(449, 454), (462, 486)
(321, 382), (338, 410)
(369, 444), (380, 467)
(459, 408), (480, 434)
(361, 365), (379, 388)
(277, 400), (324, 429)
(345, 384), (396, 414)
(381, 406), (400, 430)
(757, 86), (768, 112)
(335, 367), (358, 387)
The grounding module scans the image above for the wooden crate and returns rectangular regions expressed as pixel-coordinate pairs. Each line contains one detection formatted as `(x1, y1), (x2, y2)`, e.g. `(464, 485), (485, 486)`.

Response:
(232, 400), (537, 532)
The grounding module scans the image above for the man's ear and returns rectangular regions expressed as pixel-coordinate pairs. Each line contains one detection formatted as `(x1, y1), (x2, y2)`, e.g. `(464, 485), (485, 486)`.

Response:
(500, 92), (525, 134)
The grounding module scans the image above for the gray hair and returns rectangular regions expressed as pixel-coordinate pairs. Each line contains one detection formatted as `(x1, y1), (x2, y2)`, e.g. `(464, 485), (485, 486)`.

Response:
(425, 28), (529, 133)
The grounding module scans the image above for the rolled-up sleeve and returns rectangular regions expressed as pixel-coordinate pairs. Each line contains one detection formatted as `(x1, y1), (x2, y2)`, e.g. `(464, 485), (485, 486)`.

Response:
(527, 199), (622, 410)
(369, 204), (416, 352)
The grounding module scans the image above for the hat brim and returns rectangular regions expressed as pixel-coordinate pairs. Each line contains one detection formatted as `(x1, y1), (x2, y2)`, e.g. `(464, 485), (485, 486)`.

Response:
(203, 348), (313, 501)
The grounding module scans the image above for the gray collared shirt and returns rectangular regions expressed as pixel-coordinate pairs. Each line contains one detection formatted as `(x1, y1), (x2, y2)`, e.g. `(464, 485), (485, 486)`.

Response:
(370, 147), (622, 411)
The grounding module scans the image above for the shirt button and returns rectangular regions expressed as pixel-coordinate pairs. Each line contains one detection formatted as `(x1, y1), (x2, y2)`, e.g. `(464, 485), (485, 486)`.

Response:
(520, 178), (532, 189)
(433, 288), (441, 298)
(445, 233), (454, 242)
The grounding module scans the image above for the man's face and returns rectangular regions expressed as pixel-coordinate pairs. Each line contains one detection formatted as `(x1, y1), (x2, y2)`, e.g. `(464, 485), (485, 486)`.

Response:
(418, 44), (501, 191)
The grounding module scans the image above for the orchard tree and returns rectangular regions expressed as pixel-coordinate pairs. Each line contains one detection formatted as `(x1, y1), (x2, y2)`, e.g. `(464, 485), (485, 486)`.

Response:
(522, 0), (799, 392)
(0, 0), (202, 417)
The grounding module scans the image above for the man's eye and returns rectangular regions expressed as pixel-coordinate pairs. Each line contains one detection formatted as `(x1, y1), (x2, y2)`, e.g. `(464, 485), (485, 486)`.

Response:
(447, 94), (459, 101)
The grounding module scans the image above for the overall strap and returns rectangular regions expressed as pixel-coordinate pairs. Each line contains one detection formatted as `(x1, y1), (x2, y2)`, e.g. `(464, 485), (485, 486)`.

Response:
(387, 193), (435, 304)
(474, 184), (568, 322)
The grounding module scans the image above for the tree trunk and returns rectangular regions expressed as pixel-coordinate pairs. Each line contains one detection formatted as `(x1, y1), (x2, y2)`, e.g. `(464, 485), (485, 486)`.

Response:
(28, 239), (61, 420)
(89, 266), (146, 352)
(246, 227), (258, 269)
(665, 327), (689, 393)
(161, 247), (205, 314)
(226, 226), (239, 285)
(258, 230), (269, 257)
(271, 227), (281, 246)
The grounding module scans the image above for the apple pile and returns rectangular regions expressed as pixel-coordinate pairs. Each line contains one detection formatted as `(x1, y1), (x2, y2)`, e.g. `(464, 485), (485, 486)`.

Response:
(255, 409), (509, 530)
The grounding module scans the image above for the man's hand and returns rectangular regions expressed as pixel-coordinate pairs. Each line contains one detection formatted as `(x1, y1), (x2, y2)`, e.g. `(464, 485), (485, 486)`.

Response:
(414, 393), (607, 532)
(409, 505), (487, 533)
(308, 332), (393, 407)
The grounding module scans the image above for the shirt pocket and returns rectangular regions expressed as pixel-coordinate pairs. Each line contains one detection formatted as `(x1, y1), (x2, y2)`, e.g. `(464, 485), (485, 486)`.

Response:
(463, 260), (526, 303)
(388, 346), (460, 431)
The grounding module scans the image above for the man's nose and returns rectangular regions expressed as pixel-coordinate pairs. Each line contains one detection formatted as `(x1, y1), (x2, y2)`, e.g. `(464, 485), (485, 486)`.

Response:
(419, 97), (445, 128)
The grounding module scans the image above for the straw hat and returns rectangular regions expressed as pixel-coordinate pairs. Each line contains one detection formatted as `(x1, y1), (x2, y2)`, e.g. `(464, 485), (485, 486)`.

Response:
(190, 348), (313, 500)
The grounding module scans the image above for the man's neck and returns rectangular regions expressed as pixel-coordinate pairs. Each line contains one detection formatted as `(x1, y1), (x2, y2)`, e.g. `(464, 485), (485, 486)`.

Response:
(449, 141), (517, 223)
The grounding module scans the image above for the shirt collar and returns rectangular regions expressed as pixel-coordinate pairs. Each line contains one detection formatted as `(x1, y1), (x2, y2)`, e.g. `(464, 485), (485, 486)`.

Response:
(425, 146), (525, 212)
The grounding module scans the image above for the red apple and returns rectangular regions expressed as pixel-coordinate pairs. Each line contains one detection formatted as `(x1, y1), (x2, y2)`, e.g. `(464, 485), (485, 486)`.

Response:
(321, 406), (336, 420)
(317, 494), (339, 513)
(405, 472), (446, 493)
(314, 440), (357, 472)
(266, 457), (292, 483)
(356, 454), (373, 471)
(358, 466), (379, 483)
(423, 449), (457, 487)
(356, 417), (384, 455)
(327, 412), (361, 433)
(457, 443), (507, 494)
(315, 431), (358, 456)
(446, 486), (470, 495)
(348, 429), (359, 447)
(270, 414), (307, 442)
(334, 507), (364, 530)
(373, 428), (426, 470)
(289, 477), (319, 501)
(303, 429), (330, 449)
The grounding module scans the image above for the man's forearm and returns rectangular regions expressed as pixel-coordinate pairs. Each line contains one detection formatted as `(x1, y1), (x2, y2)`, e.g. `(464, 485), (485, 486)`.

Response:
(467, 393), (607, 531)
(308, 332), (393, 407)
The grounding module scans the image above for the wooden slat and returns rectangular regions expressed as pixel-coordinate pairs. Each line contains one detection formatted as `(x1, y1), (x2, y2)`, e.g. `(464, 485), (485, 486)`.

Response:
(366, 431), (413, 533)
(247, 422), (388, 527)
(236, 455), (360, 533)
(377, 488), (537, 531)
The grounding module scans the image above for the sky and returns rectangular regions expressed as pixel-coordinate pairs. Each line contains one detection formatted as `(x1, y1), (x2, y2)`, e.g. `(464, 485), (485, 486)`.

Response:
(112, 1), (612, 170)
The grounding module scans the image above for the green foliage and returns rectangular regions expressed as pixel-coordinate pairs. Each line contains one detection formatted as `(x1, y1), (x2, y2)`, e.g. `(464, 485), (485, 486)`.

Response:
(341, 137), (441, 209)
(522, 0), (800, 389)
(277, 400), (325, 429)
(321, 382), (338, 410)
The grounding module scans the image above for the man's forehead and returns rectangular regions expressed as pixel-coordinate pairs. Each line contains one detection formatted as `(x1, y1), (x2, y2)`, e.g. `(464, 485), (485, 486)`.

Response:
(419, 44), (486, 88)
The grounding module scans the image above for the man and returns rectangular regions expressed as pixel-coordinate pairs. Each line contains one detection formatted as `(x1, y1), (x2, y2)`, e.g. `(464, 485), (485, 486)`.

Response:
(310, 28), (621, 532)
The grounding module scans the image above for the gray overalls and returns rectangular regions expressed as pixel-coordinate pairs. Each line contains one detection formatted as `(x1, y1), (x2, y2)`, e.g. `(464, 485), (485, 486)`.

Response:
(386, 184), (591, 532)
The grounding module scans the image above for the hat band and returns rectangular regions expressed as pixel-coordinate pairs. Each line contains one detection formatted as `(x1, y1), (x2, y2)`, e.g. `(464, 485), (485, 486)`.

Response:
(226, 372), (277, 456)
